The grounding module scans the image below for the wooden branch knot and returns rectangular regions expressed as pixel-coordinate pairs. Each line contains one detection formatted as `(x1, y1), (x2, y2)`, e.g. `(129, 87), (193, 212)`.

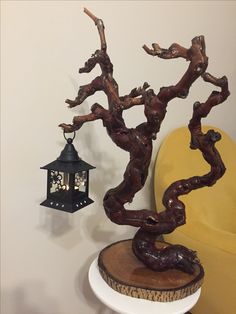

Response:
(205, 129), (221, 143)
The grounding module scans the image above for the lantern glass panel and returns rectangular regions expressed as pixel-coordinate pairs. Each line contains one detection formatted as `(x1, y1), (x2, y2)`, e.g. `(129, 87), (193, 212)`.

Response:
(50, 170), (70, 193)
(75, 171), (87, 193)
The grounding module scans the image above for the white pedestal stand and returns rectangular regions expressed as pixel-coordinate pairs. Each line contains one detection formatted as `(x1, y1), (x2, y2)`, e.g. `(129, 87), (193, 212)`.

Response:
(88, 258), (201, 314)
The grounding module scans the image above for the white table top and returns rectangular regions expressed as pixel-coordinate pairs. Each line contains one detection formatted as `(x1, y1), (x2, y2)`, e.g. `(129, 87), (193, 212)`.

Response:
(88, 257), (201, 314)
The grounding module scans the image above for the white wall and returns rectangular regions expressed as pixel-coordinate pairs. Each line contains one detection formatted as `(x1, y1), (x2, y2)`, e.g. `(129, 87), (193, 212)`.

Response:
(1, 1), (236, 314)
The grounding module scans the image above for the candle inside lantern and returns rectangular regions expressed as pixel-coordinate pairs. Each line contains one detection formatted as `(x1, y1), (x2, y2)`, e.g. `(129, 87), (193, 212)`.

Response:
(60, 173), (70, 190)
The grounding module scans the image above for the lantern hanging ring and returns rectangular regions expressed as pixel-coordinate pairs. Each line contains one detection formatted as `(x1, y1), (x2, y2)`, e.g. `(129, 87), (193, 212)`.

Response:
(63, 130), (76, 143)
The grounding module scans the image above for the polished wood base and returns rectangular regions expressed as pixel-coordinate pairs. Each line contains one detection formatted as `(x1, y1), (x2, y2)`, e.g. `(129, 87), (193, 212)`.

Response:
(98, 239), (204, 302)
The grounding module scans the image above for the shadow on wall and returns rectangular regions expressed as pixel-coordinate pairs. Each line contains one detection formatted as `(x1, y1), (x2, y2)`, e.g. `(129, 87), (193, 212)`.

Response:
(74, 251), (118, 314)
(38, 207), (74, 237)
(1, 282), (62, 314)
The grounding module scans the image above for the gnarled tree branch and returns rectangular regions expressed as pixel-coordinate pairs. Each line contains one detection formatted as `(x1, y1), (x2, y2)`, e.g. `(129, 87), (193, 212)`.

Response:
(60, 9), (229, 274)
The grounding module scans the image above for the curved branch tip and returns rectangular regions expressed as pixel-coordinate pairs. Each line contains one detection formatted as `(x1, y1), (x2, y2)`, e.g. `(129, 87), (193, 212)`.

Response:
(84, 7), (98, 24)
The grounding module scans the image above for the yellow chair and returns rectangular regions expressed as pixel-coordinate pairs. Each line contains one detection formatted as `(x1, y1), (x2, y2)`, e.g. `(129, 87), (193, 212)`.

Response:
(154, 126), (236, 314)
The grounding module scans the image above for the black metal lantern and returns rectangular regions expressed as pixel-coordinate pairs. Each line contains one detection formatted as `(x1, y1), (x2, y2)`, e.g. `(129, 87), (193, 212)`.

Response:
(40, 132), (95, 213)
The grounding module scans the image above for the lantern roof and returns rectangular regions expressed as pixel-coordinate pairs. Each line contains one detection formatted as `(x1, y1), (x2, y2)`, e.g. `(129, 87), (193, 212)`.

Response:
(41, 135), (95, 173)
(41, 158), (95, 173)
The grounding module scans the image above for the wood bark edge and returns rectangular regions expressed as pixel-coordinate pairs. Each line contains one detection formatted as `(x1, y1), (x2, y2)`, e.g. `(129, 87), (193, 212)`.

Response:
(98, 240), (204, 302)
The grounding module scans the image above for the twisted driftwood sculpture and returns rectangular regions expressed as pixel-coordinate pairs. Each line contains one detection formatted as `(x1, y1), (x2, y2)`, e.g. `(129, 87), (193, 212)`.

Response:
(60, 8), (230, 275)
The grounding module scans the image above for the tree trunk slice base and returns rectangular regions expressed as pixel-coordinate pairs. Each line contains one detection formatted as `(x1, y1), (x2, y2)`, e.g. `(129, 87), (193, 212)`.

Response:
(98, 239), (204, 302)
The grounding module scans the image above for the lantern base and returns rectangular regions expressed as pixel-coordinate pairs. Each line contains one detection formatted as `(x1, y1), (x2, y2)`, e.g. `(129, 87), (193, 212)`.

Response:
(40, 196), (94, 213)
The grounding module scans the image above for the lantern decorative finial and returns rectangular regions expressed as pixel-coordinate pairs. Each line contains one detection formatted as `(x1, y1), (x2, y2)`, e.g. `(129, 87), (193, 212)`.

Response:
(57, 132), (81, 162)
